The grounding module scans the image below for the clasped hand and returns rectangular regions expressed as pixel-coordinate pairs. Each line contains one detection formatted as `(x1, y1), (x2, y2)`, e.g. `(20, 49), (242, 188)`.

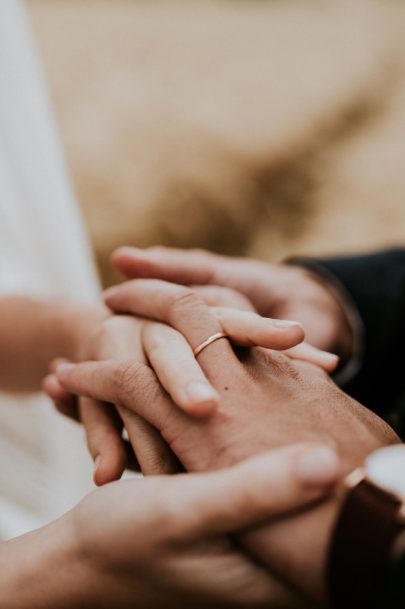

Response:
(44, 248), (398, 605)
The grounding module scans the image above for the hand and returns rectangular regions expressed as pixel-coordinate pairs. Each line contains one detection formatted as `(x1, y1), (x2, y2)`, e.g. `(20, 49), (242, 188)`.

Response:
(45, 315), (181, 483)
(45, 293), (311, 484)
(112, 246), (353, 360)
(0, 445), (340, 609)
(55, 279), (399, 602)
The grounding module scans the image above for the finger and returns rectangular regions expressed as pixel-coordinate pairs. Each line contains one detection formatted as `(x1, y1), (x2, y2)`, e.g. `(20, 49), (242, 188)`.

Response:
(191, 285), (256, 312)
(56, 361), (182, 474)
(164, 444), (340, 539)
(43, 373), (73, 403)
(79, 397), (127, 486)
(104, 279), (239, 383)
(213, 307), (305, 351)
(284, 342), (339, 372)
(112, 246), (273, 315)
(56, 360), (184, 433)
(46, 358), (79, 420)
(49, 357), (70, 374)
(52, 358), (182, 477)
(118, 405), (181, 475)
(42, 373), (79, 421)
(112, 246), (222, 285)
(142, 322), (219, 417)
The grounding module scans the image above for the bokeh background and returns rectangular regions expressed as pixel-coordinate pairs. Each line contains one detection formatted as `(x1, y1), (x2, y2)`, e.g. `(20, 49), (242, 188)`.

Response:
(28, 0), (405, 286)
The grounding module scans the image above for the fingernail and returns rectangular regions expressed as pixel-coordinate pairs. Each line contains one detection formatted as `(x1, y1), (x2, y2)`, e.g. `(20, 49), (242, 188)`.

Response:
(113, 246), (145, 261)
(272, 319), (302, 329)
(56, 363), (75, 375)
(93, 456), (101, 483)
(297, 447), (339, 486)
(186, 382), (219, 406)
(322, 352), (339, 363)
(315, 351), (340, 368)
(117, 246), (141, 255)
(103, 286), (119, 300)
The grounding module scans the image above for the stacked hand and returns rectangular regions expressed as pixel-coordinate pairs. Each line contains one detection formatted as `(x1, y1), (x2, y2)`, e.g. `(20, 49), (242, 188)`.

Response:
(2, 444), (340, 609)
(44, 275), (337, 485)
(112, 246), (354, 359)
(44, 247), (399, 604)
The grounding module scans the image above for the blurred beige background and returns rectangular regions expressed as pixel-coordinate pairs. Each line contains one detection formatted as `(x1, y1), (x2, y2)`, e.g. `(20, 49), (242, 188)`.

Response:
(28, 0), (405, 285)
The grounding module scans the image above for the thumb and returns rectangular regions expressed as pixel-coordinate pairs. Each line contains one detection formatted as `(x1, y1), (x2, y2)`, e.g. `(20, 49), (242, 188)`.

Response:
(169, 444), (340, 540)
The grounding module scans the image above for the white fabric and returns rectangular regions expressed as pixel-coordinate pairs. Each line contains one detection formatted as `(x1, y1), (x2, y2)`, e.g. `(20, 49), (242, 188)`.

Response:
(0, 1), (100, 538)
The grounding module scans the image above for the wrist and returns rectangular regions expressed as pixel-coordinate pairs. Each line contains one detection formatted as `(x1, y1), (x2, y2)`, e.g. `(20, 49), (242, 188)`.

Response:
(327, 444), (405, 609)
(0, 512), (93, 609)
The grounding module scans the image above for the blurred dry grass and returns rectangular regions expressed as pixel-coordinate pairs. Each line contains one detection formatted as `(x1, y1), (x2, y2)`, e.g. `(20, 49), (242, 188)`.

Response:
(28, 0), (405, 285)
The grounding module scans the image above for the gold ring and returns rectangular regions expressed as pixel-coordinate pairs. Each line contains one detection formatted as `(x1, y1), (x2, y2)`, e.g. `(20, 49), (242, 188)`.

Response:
(193, 332), (227, 357)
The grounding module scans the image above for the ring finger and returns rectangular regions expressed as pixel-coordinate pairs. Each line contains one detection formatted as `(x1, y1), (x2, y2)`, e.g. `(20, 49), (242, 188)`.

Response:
(105, 279), (238, 386)
(142, 321), (220, 417)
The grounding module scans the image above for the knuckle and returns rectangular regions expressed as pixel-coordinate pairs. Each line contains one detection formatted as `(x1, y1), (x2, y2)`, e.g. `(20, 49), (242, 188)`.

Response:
(267, 350), (307, 384)
(167, 288), (203, 319)
(113, 360), (149, 398)
(278, 352), (309, 379)
(257, 348), (288, 369)
(248, 348), (303, 384)
(142, 452), (172, 476)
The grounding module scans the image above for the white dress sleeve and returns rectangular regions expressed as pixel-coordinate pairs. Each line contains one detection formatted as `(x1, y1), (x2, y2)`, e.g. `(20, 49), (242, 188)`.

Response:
(0, 1), (101, 539)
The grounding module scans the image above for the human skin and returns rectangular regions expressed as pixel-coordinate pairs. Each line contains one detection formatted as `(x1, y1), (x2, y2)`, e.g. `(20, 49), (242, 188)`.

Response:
(0, 296), (171, 480)
(56, 278), (399, 604)
(0, 445), (339, 609)
(44, 290), (337, 484)
(0, 293), (317, 482)
(0, 296), (105, 391)
(111, 245), (353, 360)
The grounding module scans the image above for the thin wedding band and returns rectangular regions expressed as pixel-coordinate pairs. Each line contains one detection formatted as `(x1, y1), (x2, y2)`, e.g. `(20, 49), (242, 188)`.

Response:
(193, 332), (227, 357)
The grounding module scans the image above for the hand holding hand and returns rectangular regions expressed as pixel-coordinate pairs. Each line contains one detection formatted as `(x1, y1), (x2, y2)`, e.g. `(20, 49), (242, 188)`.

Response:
(55, 279), (399, 602)
(1, 445), (340, 609)
(45, 286), (326, 484)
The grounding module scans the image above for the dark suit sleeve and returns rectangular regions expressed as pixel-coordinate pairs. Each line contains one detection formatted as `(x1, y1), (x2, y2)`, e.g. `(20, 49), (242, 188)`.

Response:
(387, 547), (405, 609)
(312, 249), (405, 423)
